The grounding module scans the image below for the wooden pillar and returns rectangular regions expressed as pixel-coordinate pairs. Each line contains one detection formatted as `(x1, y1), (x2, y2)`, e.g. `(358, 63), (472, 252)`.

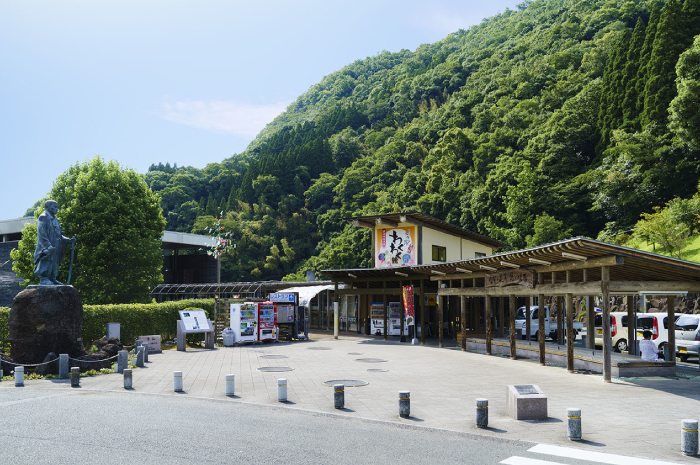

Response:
(437, 283), (444, 348)
(667, 295), (676, 362)
(460, 280), (466, 351)
(626, 294), (635, 355)
(566, 292), (574, 372)
(509, 294), (517, 359)
(485, 295), (493, 355)
(497, 297), (504, 338)
(557, 296), (564, 345)
(601, 266), (612, 383)
(586, 296), (595, 350)
(526, 296), (533, 341)
(419, 279), (425, 345)
(538, 293), (546, 365)
(382, 283), (388, 341)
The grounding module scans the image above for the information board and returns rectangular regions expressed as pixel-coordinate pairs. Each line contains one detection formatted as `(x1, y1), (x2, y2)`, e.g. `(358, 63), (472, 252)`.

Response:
(269, 292), (296, 303)
(178, 309), (211, 331)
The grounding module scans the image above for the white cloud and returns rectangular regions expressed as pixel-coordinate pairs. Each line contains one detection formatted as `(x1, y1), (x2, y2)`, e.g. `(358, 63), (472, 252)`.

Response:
(161, 99), (289, 137)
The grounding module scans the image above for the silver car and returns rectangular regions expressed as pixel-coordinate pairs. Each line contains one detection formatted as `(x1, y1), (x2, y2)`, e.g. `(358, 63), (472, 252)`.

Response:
(675, 314), (700, 362)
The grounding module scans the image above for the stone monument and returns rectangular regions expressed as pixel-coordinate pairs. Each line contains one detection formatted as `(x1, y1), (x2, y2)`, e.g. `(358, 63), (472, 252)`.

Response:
(9, 200), (84, 365)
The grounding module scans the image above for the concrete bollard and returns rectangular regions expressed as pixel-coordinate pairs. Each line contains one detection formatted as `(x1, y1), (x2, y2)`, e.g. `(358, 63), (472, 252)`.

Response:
(173, 371), (183, 392)
(70, 367), (80, 388)
(334, 384), (344, 409)
(682, 419), (698, 456)
(117, 350), (128, 373)
(58, 354), (69, 379)
(567, 408), (582, 441)
(15, 366), (24, 387)
(136, 346), (145, 368)
(476, 398), (488, 428)
(123, 369), (133, 389)
(277, 378), (287, 402)
(399, 391), (410, 418)
(225, 374), (235, 396)
(143, 347), (149, 363)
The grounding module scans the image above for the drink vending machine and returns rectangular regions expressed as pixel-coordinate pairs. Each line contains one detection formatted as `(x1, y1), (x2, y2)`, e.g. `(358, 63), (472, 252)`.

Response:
(257, 301), (278, 342)
(230, 302), (258, 343)
(388, 302), (403, 336)
(370, 302), (385, 336)
(269, 292), (299, 341)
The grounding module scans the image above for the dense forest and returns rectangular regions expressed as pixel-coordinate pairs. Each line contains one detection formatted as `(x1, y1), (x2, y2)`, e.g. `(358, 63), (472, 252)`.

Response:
(144, 0), (700, 281)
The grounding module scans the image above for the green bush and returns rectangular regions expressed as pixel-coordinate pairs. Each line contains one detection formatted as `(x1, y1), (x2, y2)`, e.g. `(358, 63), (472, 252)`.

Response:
(0, 300), (215, 351)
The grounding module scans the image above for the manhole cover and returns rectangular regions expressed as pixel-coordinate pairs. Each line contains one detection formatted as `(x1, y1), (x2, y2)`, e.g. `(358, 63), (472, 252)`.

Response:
(367, 368), (388, 373)
(347, 352), (363, 355)
(257, 367), (294, 372)
(260, 354), (288, 359)
(355, 358), (387, 363)
(323, 379), (369, 387)
(307, 347), (332, 351)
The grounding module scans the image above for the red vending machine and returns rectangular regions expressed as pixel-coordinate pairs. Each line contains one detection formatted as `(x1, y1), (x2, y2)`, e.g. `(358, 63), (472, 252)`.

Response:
(257, 301), (278, 342)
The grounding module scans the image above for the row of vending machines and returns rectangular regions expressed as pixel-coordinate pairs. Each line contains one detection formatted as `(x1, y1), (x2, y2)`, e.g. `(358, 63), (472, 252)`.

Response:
(370, 301), (409, 336)
(230, 294), (303, 343)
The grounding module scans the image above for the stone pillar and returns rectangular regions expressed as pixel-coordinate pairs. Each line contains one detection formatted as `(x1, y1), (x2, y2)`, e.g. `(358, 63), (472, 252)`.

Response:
(567, 408), (582, 441)
(334, 384), (344, 409)
(476, 398), (488, 428)
(70, 367), (80, 388)
(277, 378), (287, 402)
(399, 391), (410, 418)
(59, 353), (69, 379)
(225, 374), (235, 396)
(682, 419), (698, 456)
(117, 350), (128, 373)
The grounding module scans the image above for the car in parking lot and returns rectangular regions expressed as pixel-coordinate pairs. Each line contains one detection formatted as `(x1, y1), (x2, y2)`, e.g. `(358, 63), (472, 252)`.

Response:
(594, 311), (630, 352)
(675, 314), (700, 362)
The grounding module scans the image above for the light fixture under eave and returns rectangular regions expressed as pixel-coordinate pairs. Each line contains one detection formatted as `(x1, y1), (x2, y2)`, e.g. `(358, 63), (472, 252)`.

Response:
(455, 267), (472, 274)
(395, 271), (409, 277)
(347, 273), (358, 278)
(500, 261), (520, 268)
(562, 252), (587, 261)
(431, 270), (446, 276)
(528, 257), (551, 266)
(479, 264), (497, 272)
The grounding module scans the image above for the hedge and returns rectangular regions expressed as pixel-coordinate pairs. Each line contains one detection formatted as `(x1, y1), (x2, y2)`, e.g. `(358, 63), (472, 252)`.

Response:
(0, 299), (215, 351)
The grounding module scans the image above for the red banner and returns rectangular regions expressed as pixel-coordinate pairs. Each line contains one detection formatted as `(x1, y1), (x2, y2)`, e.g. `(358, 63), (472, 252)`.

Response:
(402, 285), (415, 324)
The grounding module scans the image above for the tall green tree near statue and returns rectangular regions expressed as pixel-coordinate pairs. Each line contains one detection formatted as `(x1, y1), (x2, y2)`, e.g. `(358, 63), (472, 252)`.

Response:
(12, 158), (165, 304)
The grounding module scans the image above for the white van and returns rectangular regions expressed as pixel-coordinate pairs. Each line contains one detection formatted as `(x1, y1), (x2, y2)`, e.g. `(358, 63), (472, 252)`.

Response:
(594, 311), (630, 352)
(675, 314), (700, 362)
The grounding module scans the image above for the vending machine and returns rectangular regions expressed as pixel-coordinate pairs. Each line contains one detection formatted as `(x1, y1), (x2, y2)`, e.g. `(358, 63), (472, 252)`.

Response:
(230, 302), (258, 343)
(388, 302), (403, 336)
(370, 302), (385, 336)
(257, 301), (278, 342)
(269, 292), (298, 341)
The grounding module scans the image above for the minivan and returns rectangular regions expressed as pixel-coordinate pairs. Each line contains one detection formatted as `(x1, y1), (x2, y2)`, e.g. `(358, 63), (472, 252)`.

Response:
(675, 314), (700, 362)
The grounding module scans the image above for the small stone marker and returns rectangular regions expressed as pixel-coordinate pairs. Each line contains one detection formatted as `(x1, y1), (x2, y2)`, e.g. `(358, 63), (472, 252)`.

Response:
(334, 384), (344, 409)
(567, 408), (582, 441)
(70, 367), (80, 388)
(225, 374), (235, 396)
(173, 371), (183, 392)
(399, 391), (410, 418)
(123, 369), (133, 389)
(15, 366), (24, 387)
(58, 353), (69, 379)
(506, 384), (547, 420)
(117, 350), (128, 373)
(136, 346), (145, 368)
(277, 378), (287, 402)
(682, 419), (698, 456)
(476, 398), (488, 428)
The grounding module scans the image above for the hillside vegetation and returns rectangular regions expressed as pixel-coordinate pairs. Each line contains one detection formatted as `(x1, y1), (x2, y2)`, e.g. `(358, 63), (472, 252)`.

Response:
(144, 0), (700, 280)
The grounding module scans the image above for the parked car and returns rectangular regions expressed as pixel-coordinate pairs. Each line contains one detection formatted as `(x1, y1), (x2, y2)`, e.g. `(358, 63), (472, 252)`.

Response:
(675, 314), (700, 362)
(636, 312), (672, 357)
(594, 311), (630, 352)
(515, 305), (583, 341)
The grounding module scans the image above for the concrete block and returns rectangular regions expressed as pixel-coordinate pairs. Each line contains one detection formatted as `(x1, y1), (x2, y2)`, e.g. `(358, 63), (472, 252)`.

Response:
(506, 384), (547, 420)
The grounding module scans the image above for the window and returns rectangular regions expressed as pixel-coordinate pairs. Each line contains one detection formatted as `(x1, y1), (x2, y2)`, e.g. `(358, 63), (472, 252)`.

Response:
(432, 245), (446, 262)
(475, 252), (487, 258)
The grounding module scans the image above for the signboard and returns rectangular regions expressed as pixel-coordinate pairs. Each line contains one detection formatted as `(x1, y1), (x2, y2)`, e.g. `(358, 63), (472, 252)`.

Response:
(375, 226), (417, 268)
(269, 292), (297, 303)
(402, 285), (415, 326)
(178, 309), (211, 331)
(136, 335), (162, 354)
(485, 270), (535, 288)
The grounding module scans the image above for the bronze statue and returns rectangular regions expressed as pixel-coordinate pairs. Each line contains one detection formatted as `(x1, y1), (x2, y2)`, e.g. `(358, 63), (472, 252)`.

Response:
(33, 200), (76, 285)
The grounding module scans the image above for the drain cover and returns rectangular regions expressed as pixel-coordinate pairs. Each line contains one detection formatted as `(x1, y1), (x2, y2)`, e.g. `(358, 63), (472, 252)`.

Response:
(307, 347), (332, 350)
(347, 352), (363, 355)
(367, 368), (388, 373)
(257, 367), (294, 372)
(323, 379), (368, 387)
(355, 358), (387, 363)
(260, 354), (288, 359)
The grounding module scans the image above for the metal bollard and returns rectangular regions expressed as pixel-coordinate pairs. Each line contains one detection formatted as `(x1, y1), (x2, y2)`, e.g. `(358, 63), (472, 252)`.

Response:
(399, 391), (410, 418)
(123, 369), (133, 389)
(15, 366), (24, 387)
(225, 374), (235, 396)
(277, 378), (287, 402)
(136, 346), (145, 368)
(476, 398), (488, 428)
(682, 419), (698, 456)
(173, 371), (183, 392)
(334, 384), (344, 409)
(117, 350), (128, 373)
(59, 354), (69, 379)
(567, 408), (582, 441)
(70, 367), (80, 388)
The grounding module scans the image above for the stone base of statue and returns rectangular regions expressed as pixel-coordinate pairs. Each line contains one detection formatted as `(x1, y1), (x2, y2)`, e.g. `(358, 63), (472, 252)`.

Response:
(9, 285), (85, 365)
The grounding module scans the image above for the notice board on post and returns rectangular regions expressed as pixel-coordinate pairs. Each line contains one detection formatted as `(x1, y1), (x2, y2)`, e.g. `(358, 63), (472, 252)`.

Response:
(177, 309), (214, 351)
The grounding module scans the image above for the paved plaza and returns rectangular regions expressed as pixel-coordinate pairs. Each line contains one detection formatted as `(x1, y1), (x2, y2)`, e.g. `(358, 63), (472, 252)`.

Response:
(3, 332), (700, 463)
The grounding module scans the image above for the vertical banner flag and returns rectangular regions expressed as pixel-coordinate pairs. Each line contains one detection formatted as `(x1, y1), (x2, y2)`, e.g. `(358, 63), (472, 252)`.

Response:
(402, 285), (415, 326)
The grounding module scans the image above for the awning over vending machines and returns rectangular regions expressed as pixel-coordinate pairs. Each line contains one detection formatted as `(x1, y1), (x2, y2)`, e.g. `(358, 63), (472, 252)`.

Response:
(275, 284), (337, 307)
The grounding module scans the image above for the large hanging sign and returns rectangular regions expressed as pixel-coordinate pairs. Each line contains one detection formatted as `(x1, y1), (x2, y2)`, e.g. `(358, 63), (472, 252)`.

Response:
(485, 269), (535, 288)
(402, 285), (415, 326)
(375, 226), (417, 268)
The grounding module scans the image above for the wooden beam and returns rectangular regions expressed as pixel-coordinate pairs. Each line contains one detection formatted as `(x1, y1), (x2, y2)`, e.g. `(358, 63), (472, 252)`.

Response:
(455, 267), (472, 274)
(479, 264), (497, 272)
(562, 251), (587, 261)
(431, 270), (446, 276)
(438, 281), (603, 297)
(609, 281), (700, 293)
(336, 288), (402, 296)
(500, 261), (520, 268)
(528, 258), (551, 266)
(394, 271), (409, 277)
(531, 255), (622, 273)
(352, 219), (375, 228)
(376, 217), (399, 227)
(430, 272), (488, 281)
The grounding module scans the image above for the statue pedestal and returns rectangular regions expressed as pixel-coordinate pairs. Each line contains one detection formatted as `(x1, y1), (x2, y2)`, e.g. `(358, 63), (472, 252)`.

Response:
(10, 286), (85, 364)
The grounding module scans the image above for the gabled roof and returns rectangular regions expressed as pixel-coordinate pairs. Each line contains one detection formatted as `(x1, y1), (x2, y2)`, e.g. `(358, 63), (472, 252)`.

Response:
(350, 212), (504, 248)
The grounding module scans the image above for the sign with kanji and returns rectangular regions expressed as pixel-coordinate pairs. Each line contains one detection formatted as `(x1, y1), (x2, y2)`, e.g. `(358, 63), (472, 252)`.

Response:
(402, 285), (415, 326)
(375, 226), (417, 268)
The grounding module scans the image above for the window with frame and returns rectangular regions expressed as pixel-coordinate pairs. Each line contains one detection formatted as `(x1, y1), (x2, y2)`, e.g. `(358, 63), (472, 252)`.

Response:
(432, 245), (447, 262)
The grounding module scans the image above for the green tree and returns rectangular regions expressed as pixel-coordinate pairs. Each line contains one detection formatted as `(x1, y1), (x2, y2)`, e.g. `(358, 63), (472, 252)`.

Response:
(525, 213), (573, 247)
(14, 158), (166, 303)
(10, 223), (38, 286)
(669, 35), (700, 149)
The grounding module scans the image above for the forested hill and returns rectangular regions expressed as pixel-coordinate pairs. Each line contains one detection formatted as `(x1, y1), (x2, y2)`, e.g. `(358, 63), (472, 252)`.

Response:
(145, 0), (700, 281)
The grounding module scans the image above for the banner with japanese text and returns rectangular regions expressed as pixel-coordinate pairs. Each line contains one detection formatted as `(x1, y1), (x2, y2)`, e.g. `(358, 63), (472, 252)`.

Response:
(402, 285), (415, 325)
(375, 226), (417, 268)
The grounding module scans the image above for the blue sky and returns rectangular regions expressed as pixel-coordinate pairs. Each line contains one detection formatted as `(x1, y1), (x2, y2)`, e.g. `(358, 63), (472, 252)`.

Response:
(0, 0), (520, 219)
